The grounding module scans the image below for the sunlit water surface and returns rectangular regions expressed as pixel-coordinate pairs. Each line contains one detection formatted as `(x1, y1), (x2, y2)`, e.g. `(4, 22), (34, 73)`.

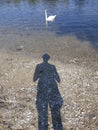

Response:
(0, 0), (98, 50)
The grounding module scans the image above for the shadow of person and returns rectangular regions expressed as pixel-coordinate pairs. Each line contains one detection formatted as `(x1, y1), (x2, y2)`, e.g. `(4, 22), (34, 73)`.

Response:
(33, 54), (63, 130)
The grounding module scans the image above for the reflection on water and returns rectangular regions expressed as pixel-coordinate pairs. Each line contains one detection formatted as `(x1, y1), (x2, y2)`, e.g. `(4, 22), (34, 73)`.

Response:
(0, 0), (98, 49)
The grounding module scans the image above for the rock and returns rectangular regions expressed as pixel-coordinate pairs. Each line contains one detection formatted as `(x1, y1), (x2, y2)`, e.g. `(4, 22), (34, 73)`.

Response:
(16, 45), (24, 51)
(0, 125), (4, 130)
(69, 58), (79, 63)
(27, 125), (36, 130)
(12, 125), (36, 130)
(0, 85), (3, 94)
(95, 70), (98, 76)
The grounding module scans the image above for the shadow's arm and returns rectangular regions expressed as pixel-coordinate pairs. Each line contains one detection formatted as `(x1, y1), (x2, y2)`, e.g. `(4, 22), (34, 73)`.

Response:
(54, 66), (60, 83)
(33, 65), (40, 82)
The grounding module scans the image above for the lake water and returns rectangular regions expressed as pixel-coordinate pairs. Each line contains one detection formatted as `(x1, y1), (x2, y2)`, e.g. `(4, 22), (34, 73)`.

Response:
(0, 0), (98, 51)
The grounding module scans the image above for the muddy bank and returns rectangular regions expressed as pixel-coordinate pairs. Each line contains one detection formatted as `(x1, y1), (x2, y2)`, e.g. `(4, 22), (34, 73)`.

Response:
(0, 30), (98, 63)
(0, 49), (98, 130)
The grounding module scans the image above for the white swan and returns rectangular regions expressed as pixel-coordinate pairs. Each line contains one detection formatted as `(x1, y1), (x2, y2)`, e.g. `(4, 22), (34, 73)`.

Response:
(45, 10), (56, 22)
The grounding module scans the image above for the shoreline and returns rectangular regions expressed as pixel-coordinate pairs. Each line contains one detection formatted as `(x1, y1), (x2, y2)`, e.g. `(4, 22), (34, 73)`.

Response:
(0, 30), (98, 62)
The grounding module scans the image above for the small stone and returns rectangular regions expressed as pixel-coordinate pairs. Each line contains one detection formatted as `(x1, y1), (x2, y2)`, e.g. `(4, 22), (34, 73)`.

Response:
(0, 125), (4, 130)
(0, 85), (3, 94)
(69, 58), (79, 63)
(95, 71), (98, 76)
(16, 45), (24, 51)
(28, 125), (36, 130)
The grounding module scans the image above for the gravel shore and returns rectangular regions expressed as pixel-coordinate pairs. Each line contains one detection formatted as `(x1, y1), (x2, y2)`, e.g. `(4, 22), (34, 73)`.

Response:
(0, 30), (98, 130)
(0, 46), (98, 130)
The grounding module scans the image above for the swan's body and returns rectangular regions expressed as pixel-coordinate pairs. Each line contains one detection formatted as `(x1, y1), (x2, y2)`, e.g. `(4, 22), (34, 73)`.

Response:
(45, 10), (56, 22)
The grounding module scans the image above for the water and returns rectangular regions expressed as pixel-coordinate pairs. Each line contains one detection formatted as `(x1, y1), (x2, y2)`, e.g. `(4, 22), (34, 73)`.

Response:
(0, 0), (98, 50)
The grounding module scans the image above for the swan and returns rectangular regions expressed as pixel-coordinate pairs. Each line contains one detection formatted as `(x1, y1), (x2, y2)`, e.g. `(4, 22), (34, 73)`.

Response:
(45, 10), (56, 22)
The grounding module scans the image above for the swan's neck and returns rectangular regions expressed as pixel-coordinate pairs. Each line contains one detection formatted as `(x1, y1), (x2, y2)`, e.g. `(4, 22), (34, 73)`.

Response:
(45, 10), (47, 20)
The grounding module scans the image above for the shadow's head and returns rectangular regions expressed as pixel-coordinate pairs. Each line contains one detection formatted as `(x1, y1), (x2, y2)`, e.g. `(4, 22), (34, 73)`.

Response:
(42, 53), (50, 62)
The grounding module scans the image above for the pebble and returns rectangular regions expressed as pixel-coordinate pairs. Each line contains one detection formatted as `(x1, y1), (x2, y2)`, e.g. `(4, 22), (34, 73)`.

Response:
(0, 125), (4, 130)
(0, 85), (3, 94)
(69, 58), (79, 63)
(16, 45), (24, 51)
(95, 70), (98, 76)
